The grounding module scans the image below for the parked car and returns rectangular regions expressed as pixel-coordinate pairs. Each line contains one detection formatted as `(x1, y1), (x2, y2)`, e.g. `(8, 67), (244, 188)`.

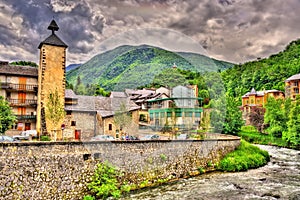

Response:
(0, 135), (19, 142)
(13, 130), (37, 140)
(177, 134), (188, 140)
(91, 135), (115, 141)
(122, 135), (139, 141)
(141, 134), (160, 140)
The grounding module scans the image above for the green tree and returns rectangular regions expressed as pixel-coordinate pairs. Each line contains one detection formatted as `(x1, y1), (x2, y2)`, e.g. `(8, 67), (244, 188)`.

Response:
(10, 60), (38, 67)
(264, 97), (287, 137)
(45, 90), (65, 140)
(0, 96), (16, 134)
(152, 68), (188, 88)
(113, 102), (135, 137)
(283, 96), (300, 146)
(222, 94), (244, 135)
(210, 97), (226, 133)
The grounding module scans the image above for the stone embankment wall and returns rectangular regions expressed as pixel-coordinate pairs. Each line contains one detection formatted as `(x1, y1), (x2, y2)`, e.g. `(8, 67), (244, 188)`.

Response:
(0, 134), (240, 200)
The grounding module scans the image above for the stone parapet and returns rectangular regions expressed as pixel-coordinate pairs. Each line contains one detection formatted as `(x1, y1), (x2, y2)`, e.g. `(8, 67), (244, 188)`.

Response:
(0, 135), (240, 199)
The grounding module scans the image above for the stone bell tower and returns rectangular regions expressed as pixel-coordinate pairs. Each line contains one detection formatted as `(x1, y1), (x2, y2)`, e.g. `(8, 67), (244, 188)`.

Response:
(36, 19), (68, 135)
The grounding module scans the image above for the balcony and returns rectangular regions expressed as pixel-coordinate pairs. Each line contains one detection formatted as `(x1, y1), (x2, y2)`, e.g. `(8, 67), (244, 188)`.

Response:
(1, 82), (38, 92)
(16, 115), (36, 121)
(7, 99), (37, 107)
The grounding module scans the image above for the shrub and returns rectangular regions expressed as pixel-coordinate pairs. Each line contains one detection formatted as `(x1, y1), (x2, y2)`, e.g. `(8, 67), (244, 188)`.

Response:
(83, 195), (95, 200)
(40, 135), (51, 141)
(217, 140), (270, 172)
(87, 161), (130, 199)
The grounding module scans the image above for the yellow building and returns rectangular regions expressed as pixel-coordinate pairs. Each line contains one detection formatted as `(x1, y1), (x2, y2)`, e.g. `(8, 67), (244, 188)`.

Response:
(36, 20), (68, 135)
(241, 88), (285, 113)
(285, 73), (300, 100)
(0, 62), (38, 132)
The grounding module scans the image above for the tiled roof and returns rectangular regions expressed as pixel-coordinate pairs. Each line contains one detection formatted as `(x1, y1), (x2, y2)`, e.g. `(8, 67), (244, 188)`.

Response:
(38, 33), (68, 49)
(242, 89), (283, 98)
(65, 93), (140, 117)
(110, 91), (128, 98)
(65, 89), (77, 99)
(285, 73), (300, 82)
(0, 64), (38, 77)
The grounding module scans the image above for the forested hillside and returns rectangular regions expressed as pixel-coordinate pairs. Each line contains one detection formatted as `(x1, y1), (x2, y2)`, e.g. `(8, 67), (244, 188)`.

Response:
(66, 45), (233, 91)
(222, 40), (300, 98)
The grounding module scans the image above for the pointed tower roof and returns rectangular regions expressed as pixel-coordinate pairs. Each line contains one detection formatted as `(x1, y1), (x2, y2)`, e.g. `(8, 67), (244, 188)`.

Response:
(38, 19), (68, 49)
(249, 88), (257, 95)
(48, 19), (59, 32)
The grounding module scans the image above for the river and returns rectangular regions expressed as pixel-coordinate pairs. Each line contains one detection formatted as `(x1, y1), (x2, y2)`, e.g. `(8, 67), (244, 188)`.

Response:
(121, 145), (300, 200)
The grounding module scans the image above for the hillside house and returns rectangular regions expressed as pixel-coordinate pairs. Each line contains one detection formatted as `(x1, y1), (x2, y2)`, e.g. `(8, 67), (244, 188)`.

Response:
(65, 89), (140, 140)
(0, 62), (38, 132)
(147, 85), (203, 131)
(285, 73), (300, 100)
(241, 88), (285, 113)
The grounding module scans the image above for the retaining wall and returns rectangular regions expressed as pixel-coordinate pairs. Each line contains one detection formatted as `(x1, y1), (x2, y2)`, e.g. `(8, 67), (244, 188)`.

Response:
(0, 134), (240, 199)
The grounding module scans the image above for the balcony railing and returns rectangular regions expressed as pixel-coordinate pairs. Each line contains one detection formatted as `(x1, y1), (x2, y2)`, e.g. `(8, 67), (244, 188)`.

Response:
(16, 115), (36, 121)
(1, 82), (38, 92)
(7, 99), (37, 107)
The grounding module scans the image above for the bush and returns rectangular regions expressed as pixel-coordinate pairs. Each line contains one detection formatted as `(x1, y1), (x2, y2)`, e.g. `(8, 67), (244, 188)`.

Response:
(87, 161), (130, 199)
(83, 195), (95, 200)
(217, 140), (270, 172)
(40, 135), (51, 141)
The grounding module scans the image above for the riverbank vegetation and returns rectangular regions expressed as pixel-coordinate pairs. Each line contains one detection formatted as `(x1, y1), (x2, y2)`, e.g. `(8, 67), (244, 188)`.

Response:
(217, 140), (270, 172)
(238, 126), (289, 147)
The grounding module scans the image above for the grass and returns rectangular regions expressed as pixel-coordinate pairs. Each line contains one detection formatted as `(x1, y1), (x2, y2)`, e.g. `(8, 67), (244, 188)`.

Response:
(217, 140), (270, 172)
(238, 126), (288, 147)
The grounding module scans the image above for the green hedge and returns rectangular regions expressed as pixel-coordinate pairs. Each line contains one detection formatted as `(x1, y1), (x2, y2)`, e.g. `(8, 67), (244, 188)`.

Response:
(217, 140), (270, 172)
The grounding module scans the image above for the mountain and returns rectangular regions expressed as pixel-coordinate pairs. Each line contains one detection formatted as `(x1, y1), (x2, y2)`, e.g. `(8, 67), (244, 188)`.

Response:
(66, 64), (81, 72)
(222, 39), (300, 98)
(66, 45), (234, 91)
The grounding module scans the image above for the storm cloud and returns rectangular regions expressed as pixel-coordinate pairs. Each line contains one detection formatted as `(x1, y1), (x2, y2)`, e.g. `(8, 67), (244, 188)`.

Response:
(0, 0), (300, 65)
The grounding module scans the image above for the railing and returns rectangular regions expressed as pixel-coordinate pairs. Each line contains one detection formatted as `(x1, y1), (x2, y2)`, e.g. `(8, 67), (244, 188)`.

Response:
(16, 115), (36, 120)
(7, 99), (37, 107)
(1, 82), (38, 92)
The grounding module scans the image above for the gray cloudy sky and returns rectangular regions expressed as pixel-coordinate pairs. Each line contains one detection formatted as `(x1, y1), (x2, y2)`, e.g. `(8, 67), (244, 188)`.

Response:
(1, 0), (300, 66)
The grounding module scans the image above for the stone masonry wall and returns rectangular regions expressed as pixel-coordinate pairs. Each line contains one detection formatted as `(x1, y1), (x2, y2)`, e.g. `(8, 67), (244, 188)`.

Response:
(0, 134), (240, 200)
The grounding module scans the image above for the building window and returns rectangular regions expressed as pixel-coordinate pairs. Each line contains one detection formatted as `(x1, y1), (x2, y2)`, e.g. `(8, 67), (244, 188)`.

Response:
(175, 112), (182, 117)
(167, 112), (172, 117)
(293, 81), (299, 86)
(66, 111), (72, 115)
(109, 124), (112, 131)
(71, 121), (76, 126)
(185, 112), (193, 117)
(195, 112), (201, 117)
(150, 113), (153, 120)
(294, 88), (299, 94)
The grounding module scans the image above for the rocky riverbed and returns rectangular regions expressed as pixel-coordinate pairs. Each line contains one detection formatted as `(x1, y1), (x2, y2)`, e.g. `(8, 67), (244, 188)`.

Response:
(121, 145), (300, 200)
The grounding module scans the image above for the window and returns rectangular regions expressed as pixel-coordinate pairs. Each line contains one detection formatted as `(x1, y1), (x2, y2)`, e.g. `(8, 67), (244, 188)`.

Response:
(150, 113), (153, 120)
(185, 112), (193, 117)
(71, 121), (76, 126)
(294, 88), (299, 94)
(175, 112), (182, 117)
(66, 111), (72, 115)
(108, 124), (112, 131)
(195, 112), (201, 117)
